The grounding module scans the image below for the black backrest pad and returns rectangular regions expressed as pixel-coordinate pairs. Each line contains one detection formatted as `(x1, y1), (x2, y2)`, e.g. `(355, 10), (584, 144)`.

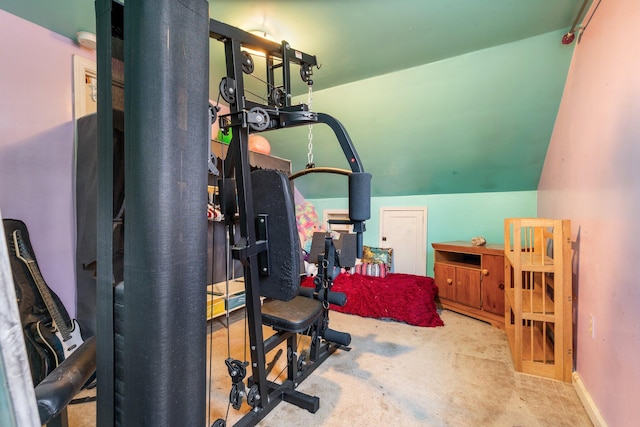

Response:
(251, 169), (301, 301)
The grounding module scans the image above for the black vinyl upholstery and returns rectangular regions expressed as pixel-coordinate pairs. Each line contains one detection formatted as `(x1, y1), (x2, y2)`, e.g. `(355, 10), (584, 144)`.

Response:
(261, 296), (323, 332)
(34, 336), (96, 426)
(251, 169), (302, 301)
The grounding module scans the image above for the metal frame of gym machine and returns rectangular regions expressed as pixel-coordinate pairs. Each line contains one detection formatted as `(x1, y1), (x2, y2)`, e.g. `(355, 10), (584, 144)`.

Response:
(209, 18), (371, 427)
(94, 1), (369, 424)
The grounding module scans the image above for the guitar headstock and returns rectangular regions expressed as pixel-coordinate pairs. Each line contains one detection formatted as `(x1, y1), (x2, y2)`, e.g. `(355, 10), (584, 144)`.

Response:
(12, 230), (34, 264)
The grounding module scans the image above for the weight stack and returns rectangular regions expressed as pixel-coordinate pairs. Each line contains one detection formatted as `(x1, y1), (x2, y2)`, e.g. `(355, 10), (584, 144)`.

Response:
(122, 1), (209, 426)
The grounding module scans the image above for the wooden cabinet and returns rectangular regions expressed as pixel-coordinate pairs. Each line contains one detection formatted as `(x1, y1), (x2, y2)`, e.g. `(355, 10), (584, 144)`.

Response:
(504, 218), (572, 382)
(432, 241), (505, 328)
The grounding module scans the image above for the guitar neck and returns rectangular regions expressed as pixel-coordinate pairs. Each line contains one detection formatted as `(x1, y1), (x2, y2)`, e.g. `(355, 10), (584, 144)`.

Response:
(25, 260), (71, 340)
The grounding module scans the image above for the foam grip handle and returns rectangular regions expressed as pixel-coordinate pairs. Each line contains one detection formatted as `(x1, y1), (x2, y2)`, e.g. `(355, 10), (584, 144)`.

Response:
(299, 287), (347, 306)
(349, 172), (371, 221)
(324, 290), (347, 307)
(323, 328), (351, 346)
(298, 287), (314, 298)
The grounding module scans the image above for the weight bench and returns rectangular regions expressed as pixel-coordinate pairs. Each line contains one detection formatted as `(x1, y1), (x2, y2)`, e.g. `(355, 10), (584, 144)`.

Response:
(257, 290), (349, 416)
(220, 169), (350, 426)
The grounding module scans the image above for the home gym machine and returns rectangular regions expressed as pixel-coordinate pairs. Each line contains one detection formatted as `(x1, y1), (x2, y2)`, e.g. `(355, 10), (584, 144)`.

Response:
(94, 1), (370, 426)
(208, 18), (371, 427)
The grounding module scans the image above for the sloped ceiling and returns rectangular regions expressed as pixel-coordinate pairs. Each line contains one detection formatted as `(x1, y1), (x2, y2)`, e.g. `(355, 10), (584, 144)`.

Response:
(0, 0), (590, 198)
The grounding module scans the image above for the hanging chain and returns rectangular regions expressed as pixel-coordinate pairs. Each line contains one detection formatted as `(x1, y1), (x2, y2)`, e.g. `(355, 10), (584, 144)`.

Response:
(306, 84), (315, 168)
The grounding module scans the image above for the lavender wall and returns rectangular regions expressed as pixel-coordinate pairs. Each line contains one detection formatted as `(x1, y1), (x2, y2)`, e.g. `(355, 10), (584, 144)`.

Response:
(538, 1), (640, 425)
(0, 10), (95, 319)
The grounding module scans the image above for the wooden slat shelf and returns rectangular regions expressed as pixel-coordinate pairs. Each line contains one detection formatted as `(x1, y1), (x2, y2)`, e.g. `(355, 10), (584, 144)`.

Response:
(505, 288), (555, 317)
(208, 278), (245, 297)
(504, 251), (555, 272)
(518, 287), (555, 314)
(504, 218), (572, 382)
(521, 325), (555, 364)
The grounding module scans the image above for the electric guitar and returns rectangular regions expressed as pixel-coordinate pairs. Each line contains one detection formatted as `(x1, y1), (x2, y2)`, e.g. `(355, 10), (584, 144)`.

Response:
(12, 230), (83, 366)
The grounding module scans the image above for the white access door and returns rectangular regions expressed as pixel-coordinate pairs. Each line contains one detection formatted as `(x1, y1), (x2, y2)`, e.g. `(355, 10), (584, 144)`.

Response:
(380, 207), (427, 275)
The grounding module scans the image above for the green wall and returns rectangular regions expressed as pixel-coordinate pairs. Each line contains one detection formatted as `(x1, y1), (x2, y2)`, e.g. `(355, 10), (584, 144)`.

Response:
(308, 190), (536, 275)
(267, 30), (573, 200)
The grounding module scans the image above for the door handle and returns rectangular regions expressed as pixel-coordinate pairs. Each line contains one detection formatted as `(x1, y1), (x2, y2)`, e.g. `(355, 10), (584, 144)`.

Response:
(382, 237), (387, 241)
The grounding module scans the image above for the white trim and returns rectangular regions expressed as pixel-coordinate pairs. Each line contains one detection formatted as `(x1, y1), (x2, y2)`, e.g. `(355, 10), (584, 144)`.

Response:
(573, 371), (608, 427)
(72, 55), (97, 119)
(322, 209), (351, 232)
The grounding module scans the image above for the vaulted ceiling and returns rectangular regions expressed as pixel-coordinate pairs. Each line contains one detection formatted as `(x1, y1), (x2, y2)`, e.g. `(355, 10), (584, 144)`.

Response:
(0, 0), (591, 198)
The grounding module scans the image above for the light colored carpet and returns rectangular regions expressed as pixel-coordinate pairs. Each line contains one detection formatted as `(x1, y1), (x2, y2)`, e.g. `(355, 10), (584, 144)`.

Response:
(69, 309), (593, 426)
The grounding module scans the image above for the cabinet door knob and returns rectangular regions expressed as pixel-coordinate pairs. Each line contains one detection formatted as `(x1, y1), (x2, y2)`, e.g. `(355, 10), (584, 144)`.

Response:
(498, 283), (505, 290)
(446, 278), (453, 285)
(482, 268), (489, 276)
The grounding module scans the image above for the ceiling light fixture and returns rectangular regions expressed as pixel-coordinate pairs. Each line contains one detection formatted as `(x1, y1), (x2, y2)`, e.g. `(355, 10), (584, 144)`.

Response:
(76, 31), (97, 50)
(250, 30), (275, 41)
(242, 30), (278, 57)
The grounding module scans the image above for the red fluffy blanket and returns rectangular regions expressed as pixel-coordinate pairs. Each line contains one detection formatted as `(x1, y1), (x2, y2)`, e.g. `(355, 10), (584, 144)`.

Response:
(302, 273), (444, 327)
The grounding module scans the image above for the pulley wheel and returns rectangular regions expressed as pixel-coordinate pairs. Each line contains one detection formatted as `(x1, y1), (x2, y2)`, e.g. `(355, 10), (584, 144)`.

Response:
(219, 77), (236, 104)
(270, 87), (285, 108)
(209, 103), (219, 123)
(248, 107), (270, 131)
(247, 384), (260, 407)
(300, 63), (313, 83)
(241, 51), (254, 74)
(211, 419), (225, 427)
(229, 383), (243, 410)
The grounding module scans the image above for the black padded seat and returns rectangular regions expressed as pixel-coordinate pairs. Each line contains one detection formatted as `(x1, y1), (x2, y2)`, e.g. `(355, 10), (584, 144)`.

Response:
(262, 296), (323, 332)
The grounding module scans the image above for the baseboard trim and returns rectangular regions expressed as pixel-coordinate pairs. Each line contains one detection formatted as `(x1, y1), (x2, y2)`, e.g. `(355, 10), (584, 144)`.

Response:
(572, 371), (608, 427)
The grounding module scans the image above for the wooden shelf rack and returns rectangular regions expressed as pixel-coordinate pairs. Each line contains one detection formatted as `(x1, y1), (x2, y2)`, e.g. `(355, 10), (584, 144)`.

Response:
(504, 218), (572, 382)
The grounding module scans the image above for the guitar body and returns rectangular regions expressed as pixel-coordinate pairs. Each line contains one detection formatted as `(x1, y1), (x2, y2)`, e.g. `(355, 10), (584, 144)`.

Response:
(34, 319), (84, 366)
(3, 218), (84, 384)
(33, 321), (65, 368)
